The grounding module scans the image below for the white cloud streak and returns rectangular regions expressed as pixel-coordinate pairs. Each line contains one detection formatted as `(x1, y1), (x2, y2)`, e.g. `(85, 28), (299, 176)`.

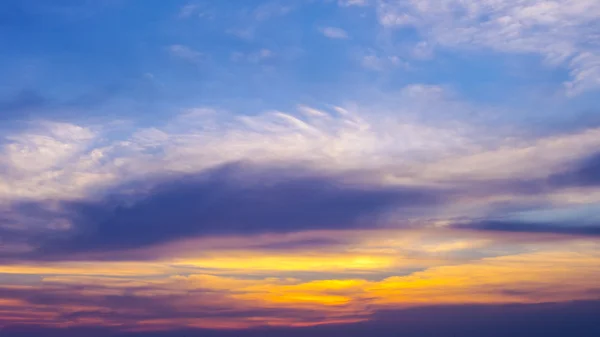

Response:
(338, 0), (369, 6)
(2, 93), (600, 209)
(321, 26), (350, 39)
(167, 44), (203, 63)
(1, 84), (600, 233)
(373, 0), (600, 95)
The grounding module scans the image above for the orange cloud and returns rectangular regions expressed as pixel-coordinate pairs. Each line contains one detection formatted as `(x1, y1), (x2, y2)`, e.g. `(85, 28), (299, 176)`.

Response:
(1, 233), (599, 331)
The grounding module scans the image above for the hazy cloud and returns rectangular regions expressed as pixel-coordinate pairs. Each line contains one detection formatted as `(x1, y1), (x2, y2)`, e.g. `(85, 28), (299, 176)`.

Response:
(320, 27), (349, 39)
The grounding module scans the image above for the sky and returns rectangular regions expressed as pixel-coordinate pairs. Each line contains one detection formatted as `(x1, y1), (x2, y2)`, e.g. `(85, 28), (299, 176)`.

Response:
(1, 0), (600, 336)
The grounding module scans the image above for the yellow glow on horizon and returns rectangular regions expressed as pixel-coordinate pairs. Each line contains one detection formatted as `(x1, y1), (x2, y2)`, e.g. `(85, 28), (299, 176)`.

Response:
(174, 253), (396, 272)
(0, 232), (599, 330)
(367, 248), (600, 306)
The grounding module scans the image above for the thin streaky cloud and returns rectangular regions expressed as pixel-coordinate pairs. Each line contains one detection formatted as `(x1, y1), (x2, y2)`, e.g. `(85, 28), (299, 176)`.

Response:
(320, 26), (349, 39)
(167, 44), (203, 63)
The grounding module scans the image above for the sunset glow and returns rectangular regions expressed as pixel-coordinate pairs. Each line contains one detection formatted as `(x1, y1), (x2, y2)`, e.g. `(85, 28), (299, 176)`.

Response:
(1, 1), (600, 336)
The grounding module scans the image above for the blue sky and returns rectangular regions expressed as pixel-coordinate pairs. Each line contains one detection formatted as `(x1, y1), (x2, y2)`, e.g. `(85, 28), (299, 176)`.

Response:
(1, 1), (600, 336)
(2, 0), (597, 127)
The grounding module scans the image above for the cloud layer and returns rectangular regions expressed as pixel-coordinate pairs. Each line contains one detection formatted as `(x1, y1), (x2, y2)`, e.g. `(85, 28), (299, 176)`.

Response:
(1, 0), (599, 335)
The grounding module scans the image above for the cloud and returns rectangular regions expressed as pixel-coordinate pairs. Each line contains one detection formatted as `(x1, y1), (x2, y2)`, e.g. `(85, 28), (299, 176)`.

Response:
(2, 241), (600, 328)
(0, 102), (469, 203)
(232, 49), (274, 63)
(3, 2), (600, 334)
(360, 52), (407, 71)
(1, 121), (95, 173)
(250, 237), (342, 251)
(0, 281), (332, 330)
(565, 52), (600, 96)
(549, 151), (600, 187)
(455, 220), (600, 237)
(3, 299), (600, 337)
(16, 163), (443, 256)
(374, 0), (600, 95)
(411, 41), (434, 60)
(227, 27), (255, 40)
(2, 102), (600, 262)
(338, 0), (369, 6)
(252, 2), (294, 21)
(446, 151), (600, 237)
(4, 299), (600, 336)
(320, 27), (349, 39)
(178, 4), (199, 18)
(409, 128), (600, 182)
(167, 45), (203, 63)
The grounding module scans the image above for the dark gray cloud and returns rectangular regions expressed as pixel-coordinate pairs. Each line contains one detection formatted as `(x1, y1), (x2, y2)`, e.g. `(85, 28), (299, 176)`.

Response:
(1, 162), (445, 260)
(4, 149), (600, 261)
(549, 151), (600, 187)
(454, 220), (600, 237)
(443, 151), (600, 238)
(450, 151), (600, 198)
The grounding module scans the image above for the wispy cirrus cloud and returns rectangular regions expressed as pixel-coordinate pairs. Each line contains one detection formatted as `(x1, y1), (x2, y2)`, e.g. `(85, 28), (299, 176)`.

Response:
(252, 2), (294, 21)
(178, 4), (198, 18)
(167, 45), (203, 63)
(231, 49), (274, 63)
(366, 0), (600, 95)
(359, 52), (406, 71)
(320, 27), (349, 39)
